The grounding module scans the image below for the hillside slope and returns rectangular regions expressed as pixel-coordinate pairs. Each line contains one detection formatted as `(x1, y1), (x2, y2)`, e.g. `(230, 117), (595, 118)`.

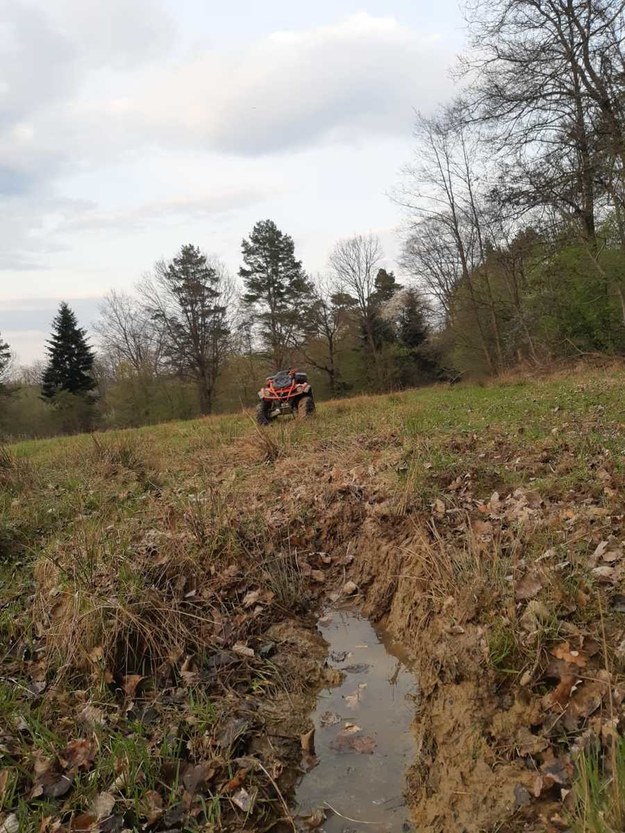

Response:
(2, 365), (625, 832)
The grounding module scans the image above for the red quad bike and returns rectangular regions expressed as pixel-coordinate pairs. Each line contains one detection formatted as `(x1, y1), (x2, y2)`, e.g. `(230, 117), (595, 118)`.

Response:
(256, 369), (315, 425)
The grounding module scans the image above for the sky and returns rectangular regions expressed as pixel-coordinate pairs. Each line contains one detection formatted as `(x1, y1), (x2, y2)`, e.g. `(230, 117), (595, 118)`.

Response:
(0, 0), (465, 364)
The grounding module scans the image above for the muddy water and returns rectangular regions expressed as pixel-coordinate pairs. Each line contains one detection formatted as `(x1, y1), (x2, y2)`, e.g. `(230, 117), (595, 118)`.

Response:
(296, 610), (418, 832)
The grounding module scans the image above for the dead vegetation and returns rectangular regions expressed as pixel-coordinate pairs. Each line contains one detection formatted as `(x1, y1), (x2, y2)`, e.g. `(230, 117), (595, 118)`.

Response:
(2, 366), (625, 832)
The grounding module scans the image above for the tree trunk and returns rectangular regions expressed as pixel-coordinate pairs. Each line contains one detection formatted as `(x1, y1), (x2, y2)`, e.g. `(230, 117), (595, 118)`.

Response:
(198, 375), (212, 415)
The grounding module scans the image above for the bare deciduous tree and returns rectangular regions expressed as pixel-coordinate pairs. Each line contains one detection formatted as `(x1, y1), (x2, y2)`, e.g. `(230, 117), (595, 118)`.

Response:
(96, 290), (163, 375)
(297, 275), (355, 396)
(329, 234), (384, 382)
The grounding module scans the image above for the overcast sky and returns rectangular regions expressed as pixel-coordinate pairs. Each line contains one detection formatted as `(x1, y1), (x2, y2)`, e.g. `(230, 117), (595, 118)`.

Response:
(0, 0), (464, 364)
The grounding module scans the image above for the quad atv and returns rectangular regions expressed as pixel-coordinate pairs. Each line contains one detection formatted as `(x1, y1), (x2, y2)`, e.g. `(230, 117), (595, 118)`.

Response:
(256, 369), (315, 425)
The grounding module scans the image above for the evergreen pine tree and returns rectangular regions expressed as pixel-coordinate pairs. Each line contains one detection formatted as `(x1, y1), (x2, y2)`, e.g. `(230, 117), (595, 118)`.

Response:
(369, 269), (403, 349)
(239, 219), (313, 369)
(398, 287), (429, 350)
(396, 288), (436, 386)
(147, 244), (230, 415)
(0, 334), (11, 393)
(42, 303), (96, 399)
(371, 268), (402, 307)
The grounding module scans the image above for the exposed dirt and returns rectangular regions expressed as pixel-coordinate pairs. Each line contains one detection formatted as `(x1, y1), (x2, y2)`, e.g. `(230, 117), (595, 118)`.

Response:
(4, 370), (625, 832)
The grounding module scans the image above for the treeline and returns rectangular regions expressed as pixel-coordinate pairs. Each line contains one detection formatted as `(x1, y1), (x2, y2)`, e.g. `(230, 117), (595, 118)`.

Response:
(399, 0), (625, 375)
(3, 0), (625, 439)
(0, 222), (437, 439)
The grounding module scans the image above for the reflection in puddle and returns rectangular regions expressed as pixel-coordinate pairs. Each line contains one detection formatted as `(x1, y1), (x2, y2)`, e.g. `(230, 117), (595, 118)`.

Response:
(296, 611), (418, 832)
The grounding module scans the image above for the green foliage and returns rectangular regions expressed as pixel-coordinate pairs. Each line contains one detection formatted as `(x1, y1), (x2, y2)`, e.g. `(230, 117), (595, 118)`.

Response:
(570, 738), (625, 833)
(0, 334), (11, 391)
(149, 244), (230, 415)
(41, 303), (95, 400)
(101, 368), (199, 428)
(240, 219), (313, 369)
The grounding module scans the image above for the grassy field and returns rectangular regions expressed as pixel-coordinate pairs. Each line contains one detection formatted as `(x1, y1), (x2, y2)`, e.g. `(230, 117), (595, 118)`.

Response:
(2, 364), (625, 832)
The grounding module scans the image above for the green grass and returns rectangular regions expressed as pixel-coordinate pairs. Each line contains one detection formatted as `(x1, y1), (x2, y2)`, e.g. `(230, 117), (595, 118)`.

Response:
(3, 366), (625, 830)
(570, 739), (625, 832)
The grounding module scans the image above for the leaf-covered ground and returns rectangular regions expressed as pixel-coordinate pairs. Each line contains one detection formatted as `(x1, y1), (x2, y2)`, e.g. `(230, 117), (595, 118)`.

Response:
(2, 362), (625, 832)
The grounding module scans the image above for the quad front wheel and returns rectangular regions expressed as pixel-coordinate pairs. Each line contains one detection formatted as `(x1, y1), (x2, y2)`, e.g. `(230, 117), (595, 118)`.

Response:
(297, 394), (315, 418)
(256, 400), (272, 426)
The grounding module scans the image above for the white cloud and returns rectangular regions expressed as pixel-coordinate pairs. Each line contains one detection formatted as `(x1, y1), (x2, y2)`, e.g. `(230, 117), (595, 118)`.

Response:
(59, 186), (275, 233)
(110, 13), (453, 154)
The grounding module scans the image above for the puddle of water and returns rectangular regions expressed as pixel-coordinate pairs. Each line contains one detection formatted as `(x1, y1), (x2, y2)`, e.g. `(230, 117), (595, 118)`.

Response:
(295, 610), (418, 833)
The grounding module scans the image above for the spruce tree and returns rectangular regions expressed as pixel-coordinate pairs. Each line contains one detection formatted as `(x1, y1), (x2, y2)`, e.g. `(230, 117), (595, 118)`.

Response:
(42, 303), (96, 399)
(0, 334), (11, 393)
(239, 219), (312, 369)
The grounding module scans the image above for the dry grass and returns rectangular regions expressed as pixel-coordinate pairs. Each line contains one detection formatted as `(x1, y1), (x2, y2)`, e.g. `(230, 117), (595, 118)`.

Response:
(3, 365), (625, 831)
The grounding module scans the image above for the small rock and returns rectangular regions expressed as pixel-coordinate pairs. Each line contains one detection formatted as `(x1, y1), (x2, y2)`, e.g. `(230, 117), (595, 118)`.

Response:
(342, 581), (358, 596)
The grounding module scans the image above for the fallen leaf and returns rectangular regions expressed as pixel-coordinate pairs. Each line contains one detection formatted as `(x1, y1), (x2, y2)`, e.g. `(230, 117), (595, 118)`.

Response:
(216, 717), (249, 748)
(36, 772), (74, 799)
(352, 736), (377, 754)
(242, 590), (261, 609)
(141, 790), (163, 825)
(592, 565), (618, 583)
(342, 581), (358, 596)
(91, 792), (115, 820)
(301, 728), (315, 755)
(541, 758), (573, 788)
(0, 771), (10, 803)
(563, 680), (606, 730)
(310, 570), (326, 584)
(88, 646), (104, 663)
(71, 814), (96, 831)
(550, 675), (577, 708)
(602, 550), (622, 563)
(122, 674), (144, 698)
(433, 498), (446, 515)
(222, 769), (248, 794)
(77, 705), (105, 728)
(515, 572), (544, 601)
(232, 787), (256, 813)
(180, 655), (199, 686)
(61, 739), (96, 771)
(591, 541), (609, 564)
(0, 815), (18, 833)
(298, 809), (326, 829)
(181, 762), (215, 794)
(520, 600), (550, 633)
(161, 803), (185, 829)
(516, 727), (550, 756)
(551, 642), (588, 668)
(232, 642), (255, 659)
(330, 730), (376, 754)
(320, 711), (341, 727)
(344, 690), (360, 709)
